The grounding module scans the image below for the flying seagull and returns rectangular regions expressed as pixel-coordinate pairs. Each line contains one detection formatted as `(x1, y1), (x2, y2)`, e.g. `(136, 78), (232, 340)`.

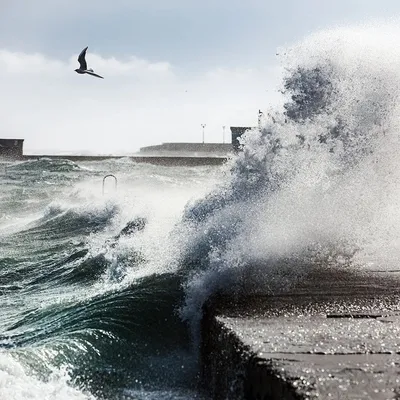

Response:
(75, 46), (104, 79)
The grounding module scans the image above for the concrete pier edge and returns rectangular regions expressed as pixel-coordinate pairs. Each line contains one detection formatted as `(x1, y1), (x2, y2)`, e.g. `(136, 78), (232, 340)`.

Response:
(201, 296), (308, 400)
(200, 268), (400, 399)
(201, 299), (305, 400)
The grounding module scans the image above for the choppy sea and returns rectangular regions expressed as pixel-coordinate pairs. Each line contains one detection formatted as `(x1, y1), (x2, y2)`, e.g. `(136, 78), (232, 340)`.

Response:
(3, 21), (400, 399)
(0, 158), (226, 399)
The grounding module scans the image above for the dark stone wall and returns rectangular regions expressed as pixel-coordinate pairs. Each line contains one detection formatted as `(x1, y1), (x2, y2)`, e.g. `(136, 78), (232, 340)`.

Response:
(200, 302), (250, 400)
(0, 139), (24, 159)
(200, 299), (304, 400)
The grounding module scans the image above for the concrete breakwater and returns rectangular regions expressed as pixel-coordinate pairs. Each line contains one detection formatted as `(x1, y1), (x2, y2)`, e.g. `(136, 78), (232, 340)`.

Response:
(21, 155), (228, 166)
(200, 267), (400, 399)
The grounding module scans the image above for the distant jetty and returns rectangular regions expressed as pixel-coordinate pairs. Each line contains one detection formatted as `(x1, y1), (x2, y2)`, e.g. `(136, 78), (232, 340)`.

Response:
(21, 154), (228, 166)
(0, 126), (254, 166)
(139, 142), (233, 157)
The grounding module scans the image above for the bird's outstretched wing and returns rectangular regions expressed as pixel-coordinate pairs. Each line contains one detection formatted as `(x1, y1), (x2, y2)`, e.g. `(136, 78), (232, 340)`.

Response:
(78, 46), (88, 70)
(86, 70), (104, 79)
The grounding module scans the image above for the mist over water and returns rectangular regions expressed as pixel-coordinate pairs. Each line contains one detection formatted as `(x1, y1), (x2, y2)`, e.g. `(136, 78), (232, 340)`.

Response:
(2, 22), (400, 399)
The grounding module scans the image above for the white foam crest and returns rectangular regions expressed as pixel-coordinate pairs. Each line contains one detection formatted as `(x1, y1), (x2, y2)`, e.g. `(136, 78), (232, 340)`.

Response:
(76, 165), (224, 289)
(0, 353), (93, 400)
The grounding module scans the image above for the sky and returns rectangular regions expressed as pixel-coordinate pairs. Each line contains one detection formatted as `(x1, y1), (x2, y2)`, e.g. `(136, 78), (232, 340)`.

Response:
(1, 0), (400, 154)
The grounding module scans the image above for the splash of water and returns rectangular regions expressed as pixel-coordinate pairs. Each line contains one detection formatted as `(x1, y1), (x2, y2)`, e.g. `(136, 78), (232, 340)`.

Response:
(180, 22), (400, 324)
(0, 354), (94, 400)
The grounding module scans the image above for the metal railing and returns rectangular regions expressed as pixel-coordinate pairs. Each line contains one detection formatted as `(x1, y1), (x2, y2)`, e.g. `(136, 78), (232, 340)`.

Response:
(102, 174), (117, 195)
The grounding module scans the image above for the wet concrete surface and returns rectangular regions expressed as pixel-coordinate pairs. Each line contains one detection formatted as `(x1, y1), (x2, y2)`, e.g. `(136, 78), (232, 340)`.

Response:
(201, 267), (400, 399)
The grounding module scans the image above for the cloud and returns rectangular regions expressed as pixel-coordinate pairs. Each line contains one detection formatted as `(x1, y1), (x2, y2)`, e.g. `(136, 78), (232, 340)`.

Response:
(0, 49), (282, 155)
(0, 49), (173, 78)
(69, 53), (173, 78)
(0, 50), (64, 75)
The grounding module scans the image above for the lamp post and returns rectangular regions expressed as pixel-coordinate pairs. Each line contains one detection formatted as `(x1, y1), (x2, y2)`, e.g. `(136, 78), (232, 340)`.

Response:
(222, 126), (226, 144)
(201, 124), (206, 143)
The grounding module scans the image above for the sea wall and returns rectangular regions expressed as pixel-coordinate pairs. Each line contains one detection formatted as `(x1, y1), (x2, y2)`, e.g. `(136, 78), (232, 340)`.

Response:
(201, 303), (249, 400)
(200, 301), (301, 400)
(200, 268), (400, 399)
(139, 142), (232, 155)
(21, 155), (228, 166)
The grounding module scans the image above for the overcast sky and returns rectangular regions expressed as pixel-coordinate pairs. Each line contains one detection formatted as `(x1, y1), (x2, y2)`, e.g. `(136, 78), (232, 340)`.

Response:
(1, 0), (400, 154)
